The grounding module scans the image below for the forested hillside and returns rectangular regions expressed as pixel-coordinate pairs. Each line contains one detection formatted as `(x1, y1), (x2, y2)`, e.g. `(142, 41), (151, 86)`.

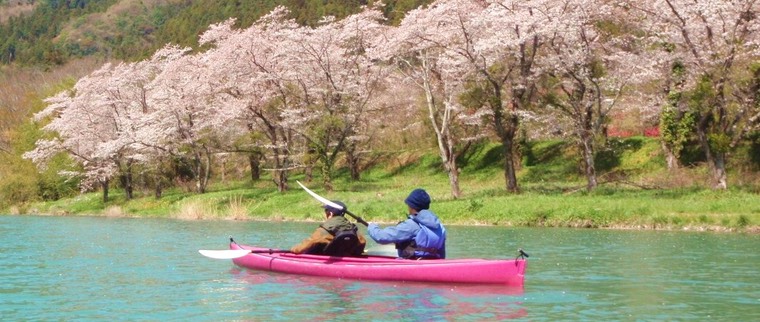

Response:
(1, 0), (758, 215)
(0, 0), (427, 66)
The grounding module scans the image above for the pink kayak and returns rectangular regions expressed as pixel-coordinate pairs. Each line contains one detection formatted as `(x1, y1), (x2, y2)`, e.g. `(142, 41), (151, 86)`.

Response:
(230, 242), (527, 286)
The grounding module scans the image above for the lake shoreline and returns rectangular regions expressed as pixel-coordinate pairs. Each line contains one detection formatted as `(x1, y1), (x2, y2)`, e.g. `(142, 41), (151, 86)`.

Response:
(7, 211), (759, 234)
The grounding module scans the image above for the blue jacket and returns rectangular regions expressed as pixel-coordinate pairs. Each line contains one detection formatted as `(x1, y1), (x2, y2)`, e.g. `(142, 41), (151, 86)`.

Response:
(368, 209), (446, 259)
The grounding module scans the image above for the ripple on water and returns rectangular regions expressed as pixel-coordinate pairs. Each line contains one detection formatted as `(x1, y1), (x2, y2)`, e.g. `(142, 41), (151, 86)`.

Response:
(0, 216), (758, 320)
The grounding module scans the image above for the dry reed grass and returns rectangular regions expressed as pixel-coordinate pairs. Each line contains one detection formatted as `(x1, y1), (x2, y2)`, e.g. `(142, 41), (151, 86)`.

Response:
(103, 205), (126, 217)
(175, 200), (215, 220)
(223, 195), (250, 220)
(0, 1), (36, 24)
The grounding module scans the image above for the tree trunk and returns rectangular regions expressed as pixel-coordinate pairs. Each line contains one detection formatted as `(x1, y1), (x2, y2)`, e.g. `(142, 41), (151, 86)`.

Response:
(192, 149), (210, 194)
(696, 126), (728, 190)
(275, 170), (288, 192)
(489, 81), (520, 193)
(572, 97), (598, 192)
(201, 149), (211, 193)
(305, 165), (313, 182)
(661, 140), (679, 171)
(346, 146), (361, 181)
(253, 112), (292, 192)
(271, 147), (288, 192)
(500, 135), (519, 193)
(435, 126), (461, 199)
(494, 111), (519, 193)
(580, 132), (598, 191)
(271, 145), (288, 192)
(321, 159), (333, 192)
(154, 175), (163, 199)
(248, 152), (261, 181)
(712, 153), (728, 189)
(122, 159), (133, 200)
(445, 159), (461, 199)
(272, 145), (288, 192)
(102, 178), (109, 203)
(415, 54), (464, 198)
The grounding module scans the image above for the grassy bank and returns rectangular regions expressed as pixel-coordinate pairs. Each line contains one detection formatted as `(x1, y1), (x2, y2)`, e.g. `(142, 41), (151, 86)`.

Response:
(10, 138), (760, 233)
(18, 179), (760, 233)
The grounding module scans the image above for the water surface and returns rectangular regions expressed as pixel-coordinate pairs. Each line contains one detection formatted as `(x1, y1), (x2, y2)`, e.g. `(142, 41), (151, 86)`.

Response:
(0, 215), (757, 320)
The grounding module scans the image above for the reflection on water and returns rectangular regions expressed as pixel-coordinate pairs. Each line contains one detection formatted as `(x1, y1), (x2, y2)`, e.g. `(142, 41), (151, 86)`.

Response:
(229, 268), (527, 321)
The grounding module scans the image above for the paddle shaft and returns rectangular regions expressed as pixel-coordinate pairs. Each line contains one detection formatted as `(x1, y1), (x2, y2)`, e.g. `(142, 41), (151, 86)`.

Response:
(231, 238), (293, 254)
(345, 210), (368, 226)
(249, 249), (292, 254)
(231, 238), (292, 254)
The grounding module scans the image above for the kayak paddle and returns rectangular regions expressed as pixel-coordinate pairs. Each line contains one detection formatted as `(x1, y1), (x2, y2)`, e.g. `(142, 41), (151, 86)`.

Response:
(199, 249), (292, 259)
(296, 180), (369, 226)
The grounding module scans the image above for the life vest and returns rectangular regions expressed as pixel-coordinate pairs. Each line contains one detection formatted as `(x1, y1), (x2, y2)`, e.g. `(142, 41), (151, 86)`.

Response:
(398, 222), (446, 259)
(320, 225), (361, 257)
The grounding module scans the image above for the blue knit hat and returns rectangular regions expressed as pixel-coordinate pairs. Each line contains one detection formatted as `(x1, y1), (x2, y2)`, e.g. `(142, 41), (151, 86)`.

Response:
(404, 189), (430, 210)
(323, 200), (347, 216)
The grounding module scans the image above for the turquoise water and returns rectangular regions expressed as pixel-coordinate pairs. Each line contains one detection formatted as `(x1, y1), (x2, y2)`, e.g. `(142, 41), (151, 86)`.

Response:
(0, 215), (758, 321)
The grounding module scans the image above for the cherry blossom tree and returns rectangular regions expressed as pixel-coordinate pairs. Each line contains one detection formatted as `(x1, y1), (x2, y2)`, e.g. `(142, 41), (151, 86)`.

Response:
(281, 7), (390, 191)
(464, 0), (552, 193)
(25, 66), (130, 202)
(380, 0), (552, 195)
(195, 9), (305, 192)
(25, 47), (187, 201)
(538, 1), (653, 191)
(634, 0), (760, 189)
(143, 45), (238, 194)
(375, 0), (489, 198)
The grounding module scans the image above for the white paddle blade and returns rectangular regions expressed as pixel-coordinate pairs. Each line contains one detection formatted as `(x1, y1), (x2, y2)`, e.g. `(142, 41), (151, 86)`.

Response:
(296, 180), (343, 210)
(198, 249), (251, 259)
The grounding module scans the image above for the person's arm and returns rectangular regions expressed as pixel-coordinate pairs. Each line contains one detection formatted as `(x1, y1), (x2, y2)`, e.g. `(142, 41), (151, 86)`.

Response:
(367, 220), (418, 244)
(290, 227), (330, 254)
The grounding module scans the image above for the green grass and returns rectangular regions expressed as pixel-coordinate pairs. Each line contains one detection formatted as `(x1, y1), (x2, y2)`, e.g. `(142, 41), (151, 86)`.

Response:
(14, 137), (760, 232)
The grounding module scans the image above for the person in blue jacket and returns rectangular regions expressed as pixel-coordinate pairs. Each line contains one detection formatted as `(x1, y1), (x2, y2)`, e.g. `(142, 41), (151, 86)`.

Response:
(367, 188), (446, 259)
